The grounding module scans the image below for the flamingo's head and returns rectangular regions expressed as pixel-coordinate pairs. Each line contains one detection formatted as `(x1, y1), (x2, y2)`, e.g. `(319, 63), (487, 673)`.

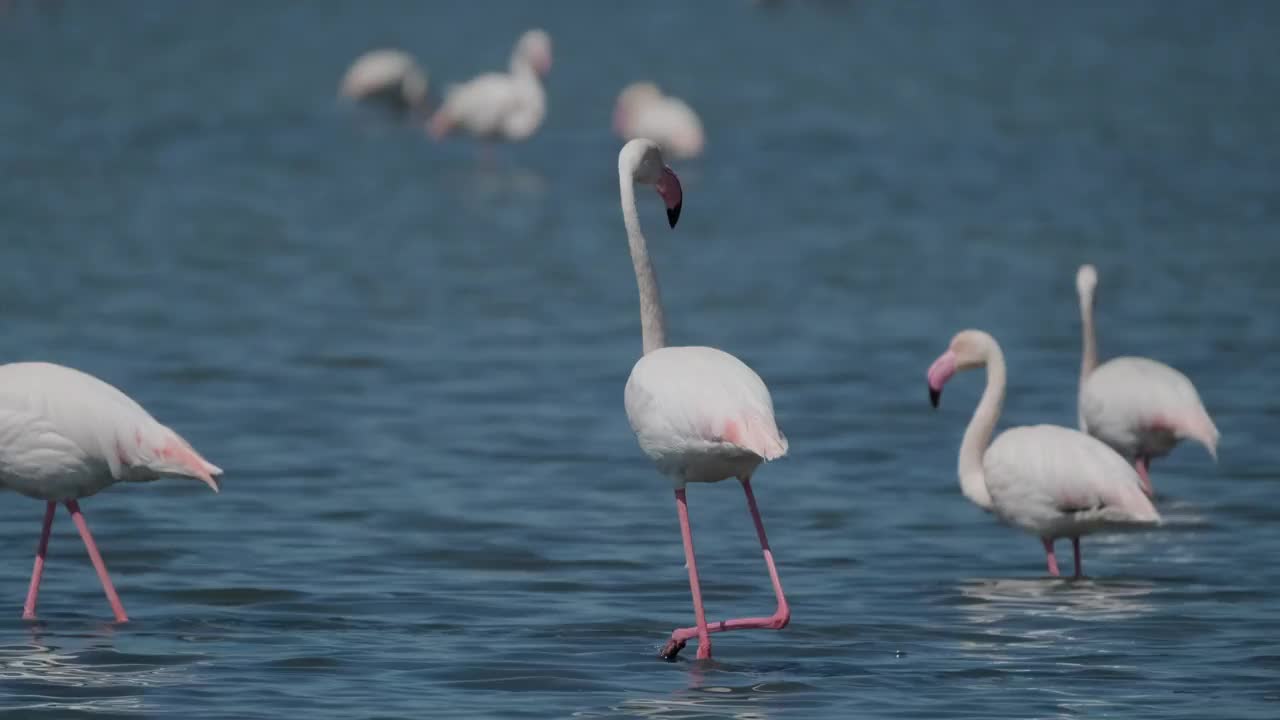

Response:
(927, 329), (994, 407)
(1076, 264), (1098, 302)
(620, 138), (682, 228)
(515, 29), (553, 76)
(613, 82), (663, 135)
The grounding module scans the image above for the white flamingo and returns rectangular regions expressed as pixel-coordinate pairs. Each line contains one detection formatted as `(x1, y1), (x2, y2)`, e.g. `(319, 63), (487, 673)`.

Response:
(1076, 264), (1219, 497)
(613, 82), (705, 160)
(339, 49), (429, 114)
(1, 362), (221, 623)
(617, 139), (789, 661)
(427, 29), (551, 142)
(927, 330), (1161, 578)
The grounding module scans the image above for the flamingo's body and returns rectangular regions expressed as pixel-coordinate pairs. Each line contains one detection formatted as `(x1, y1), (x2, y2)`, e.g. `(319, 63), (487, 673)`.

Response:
(613, 83), (705, 160)
(616, 139), (789, 661)
(626, 346), (787, 483)
(0, 362), (221, 623)
(428, 29), (551, 142)
(340, 49), (429, 113)
(928, 330), (1160, 577)
(1075, 265), (1219, 495)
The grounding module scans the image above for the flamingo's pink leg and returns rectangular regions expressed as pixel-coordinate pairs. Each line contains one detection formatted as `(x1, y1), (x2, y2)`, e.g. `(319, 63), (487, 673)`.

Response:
(65, 500), (128, 623)
(1071, 537), (1083, 579)
(660, 488), (710, 660)
(661, 479), (790, 658)
(22, 502), (56, 620)
(1134, 456), (1154, 498)
(1042, 537), (1060, 577)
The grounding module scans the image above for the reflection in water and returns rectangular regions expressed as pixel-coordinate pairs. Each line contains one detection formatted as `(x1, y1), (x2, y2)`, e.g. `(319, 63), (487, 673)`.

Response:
(456, 163), (549, 207)
(575, 666), (783, 720)
(0, 637), (193, 714)
(956, 577), (1158, 627)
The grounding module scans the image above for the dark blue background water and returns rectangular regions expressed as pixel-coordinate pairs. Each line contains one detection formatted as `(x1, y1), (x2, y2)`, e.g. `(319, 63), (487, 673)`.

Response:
(0, 1), (1277, 717)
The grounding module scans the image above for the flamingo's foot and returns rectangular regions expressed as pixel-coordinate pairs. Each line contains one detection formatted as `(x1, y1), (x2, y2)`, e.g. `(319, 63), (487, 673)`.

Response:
(659, 637), (686, 661)
(658, 608), (788, 660)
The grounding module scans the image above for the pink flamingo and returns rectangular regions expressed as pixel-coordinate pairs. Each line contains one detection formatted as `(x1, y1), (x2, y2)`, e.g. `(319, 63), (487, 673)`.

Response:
(927, 330), (1161, 578)
(1075, 265), (1219, 497)
(617, 139), (789, 660)
(340, 49), (429, 115)
(2, 362), (221, 623)
(427, 29), (551, 142)
(613, 82), (705, 160)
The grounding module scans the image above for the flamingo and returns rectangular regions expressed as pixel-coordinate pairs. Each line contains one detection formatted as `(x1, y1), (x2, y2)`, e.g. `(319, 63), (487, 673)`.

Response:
(616, 139), (790, 661)
(927, 330), (1161, 578)
(1, 362), (221, 623)
(339, 49), (430, 115)
(1075, 264), (1219, 497)
(427, 29), (552, 142)
(613, 82), (705, 160)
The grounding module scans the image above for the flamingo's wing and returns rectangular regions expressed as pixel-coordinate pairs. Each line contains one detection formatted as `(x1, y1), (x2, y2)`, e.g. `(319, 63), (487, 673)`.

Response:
(341, 50), (421, 98)
(0, 363), (220, 490)
(984, 425), (1160, 533)
(438, 73), (520, 135)
(627, 98), (705, 159)
(1081, 356), (1218, 457)
(625, 346), (787, 470)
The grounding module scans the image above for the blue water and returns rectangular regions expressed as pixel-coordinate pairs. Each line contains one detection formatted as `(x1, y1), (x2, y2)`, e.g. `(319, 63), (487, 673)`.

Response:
(0, 1), (1278, 717)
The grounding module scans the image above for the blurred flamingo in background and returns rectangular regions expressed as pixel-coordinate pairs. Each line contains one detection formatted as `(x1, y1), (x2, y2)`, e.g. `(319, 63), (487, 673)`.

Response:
(340, 49), (430, 116)
(1075, 264), (1219, 497)
(2, 362), (222, 623)
(428, 29), (552, 143)
(616, 139), (789, 661)
(613, 82), (705, 160)
(927, 330), (1160, 578)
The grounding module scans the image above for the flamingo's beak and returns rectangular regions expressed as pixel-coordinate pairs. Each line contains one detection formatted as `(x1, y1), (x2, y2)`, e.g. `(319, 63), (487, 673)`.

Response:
(656, 166), (682, 228)
(927, 350), (957, 409)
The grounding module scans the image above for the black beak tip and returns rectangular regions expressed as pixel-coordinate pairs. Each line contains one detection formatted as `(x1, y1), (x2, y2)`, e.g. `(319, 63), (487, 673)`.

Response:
(667, 202), (681, 228)
(929, 387), (941, 408)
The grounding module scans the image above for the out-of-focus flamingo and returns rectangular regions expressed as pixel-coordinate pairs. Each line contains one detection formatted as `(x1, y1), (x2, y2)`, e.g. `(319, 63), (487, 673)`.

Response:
(340, 49), (429, 115)
(427, 29), (552, 142)
(1075, 264), (1219, 497)
(613, 82), (705, 160)
(927, 330), (1160, 578)
(2, 362), (222, 623)
(617, 139), (789, 661)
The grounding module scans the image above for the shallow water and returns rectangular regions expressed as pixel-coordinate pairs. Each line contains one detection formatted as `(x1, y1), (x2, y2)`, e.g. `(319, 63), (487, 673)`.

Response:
(0, 1), (1278, 717)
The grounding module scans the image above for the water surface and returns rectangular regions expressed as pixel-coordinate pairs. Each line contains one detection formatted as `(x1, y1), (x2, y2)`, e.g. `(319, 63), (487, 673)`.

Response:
(0, 1), (1277, 717)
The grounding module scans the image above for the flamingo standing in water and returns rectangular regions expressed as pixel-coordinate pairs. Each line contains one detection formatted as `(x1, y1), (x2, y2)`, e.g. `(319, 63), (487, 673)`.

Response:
(1, 362), (221, 622)
(927, 330), (1161, 577)
(427, 29), (551, 143)
(616, 139), (789, 661)
(339, 49), (430, 116)
(1075, 264), (1219, 497)
(613, 82), (705, 160)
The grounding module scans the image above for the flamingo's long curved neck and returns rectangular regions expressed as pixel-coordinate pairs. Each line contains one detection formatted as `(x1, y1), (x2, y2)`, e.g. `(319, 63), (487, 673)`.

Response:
(619, 165), (667, 354)
(1078, 286), (1098, 383)
(958, 341), (1004, 509)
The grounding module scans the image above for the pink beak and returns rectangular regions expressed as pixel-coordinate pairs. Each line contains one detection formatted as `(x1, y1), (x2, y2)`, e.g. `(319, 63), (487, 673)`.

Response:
(927, 350), (957, 407)
(655, 166), (683, 228)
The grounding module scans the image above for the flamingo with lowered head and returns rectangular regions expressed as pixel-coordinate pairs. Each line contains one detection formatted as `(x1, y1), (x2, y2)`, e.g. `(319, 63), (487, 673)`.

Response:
(617, 139), (789, 661)
(613, 82), (705, 160)
(427, 29), (551, 142)
(927, 330), (1161, 578)
(1076, 264), (1219, 497)
(339, 49), (429, 115)
(1, 362), (222, 623)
